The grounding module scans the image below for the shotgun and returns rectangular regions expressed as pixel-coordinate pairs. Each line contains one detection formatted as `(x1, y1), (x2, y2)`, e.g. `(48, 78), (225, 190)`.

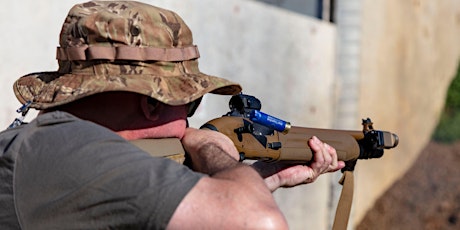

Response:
(200, 93), (399, 171)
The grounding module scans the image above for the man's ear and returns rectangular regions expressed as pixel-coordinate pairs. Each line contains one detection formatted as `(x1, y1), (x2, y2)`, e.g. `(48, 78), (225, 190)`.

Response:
(140, 96), (160, 121)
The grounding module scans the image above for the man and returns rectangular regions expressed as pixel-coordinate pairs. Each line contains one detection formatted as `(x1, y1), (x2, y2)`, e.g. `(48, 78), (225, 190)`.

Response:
(0, 1), (344, 229)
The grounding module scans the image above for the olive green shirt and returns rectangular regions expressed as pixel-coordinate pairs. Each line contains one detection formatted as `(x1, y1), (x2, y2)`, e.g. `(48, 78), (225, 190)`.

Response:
(0, 111), (203, 229)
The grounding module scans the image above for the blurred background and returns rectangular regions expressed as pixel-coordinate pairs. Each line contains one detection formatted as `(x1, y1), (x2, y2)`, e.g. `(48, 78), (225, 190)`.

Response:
(1, 0), (459, 229)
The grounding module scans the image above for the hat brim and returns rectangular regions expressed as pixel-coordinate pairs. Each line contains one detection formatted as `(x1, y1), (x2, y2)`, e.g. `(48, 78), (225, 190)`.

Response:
(14, 71), (242, 109)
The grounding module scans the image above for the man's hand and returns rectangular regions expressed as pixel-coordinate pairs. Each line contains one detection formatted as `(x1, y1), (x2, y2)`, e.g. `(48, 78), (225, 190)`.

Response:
(252, 136), (345, 192)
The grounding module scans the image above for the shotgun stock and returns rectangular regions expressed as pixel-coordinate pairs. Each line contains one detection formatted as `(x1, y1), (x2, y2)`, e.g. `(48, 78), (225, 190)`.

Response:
(201, 93), (398, 169)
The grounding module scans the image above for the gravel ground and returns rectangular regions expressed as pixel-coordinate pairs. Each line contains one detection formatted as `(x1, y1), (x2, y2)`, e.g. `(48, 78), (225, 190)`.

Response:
(357, 141), (460, 230)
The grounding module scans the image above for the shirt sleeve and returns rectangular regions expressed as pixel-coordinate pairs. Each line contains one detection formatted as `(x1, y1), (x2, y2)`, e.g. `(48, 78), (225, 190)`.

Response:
(14, 113), (204, 230)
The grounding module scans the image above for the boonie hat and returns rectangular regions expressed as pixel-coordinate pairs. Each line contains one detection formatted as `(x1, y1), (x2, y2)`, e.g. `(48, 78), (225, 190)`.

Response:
(13, 0), (242, 110)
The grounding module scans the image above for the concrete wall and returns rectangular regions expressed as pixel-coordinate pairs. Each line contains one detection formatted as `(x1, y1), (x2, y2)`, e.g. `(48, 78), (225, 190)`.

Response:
(0, 1), (337, 229)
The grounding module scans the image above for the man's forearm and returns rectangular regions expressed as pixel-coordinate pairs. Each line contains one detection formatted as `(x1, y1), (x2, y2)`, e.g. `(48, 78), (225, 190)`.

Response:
(182, 127), (241, 174)
(187, 142), (240, 175)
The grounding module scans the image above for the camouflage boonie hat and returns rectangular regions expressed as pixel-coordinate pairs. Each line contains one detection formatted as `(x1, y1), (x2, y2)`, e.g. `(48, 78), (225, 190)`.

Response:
(13, 0), (241, 109)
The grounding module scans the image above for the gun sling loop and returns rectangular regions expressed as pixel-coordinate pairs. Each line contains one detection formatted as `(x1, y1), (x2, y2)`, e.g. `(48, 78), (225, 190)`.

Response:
(332, 171), (354, 230)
